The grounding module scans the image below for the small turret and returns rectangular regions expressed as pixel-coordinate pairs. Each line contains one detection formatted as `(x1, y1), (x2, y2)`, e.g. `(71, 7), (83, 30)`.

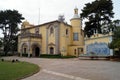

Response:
(71, 7), (79, 19)
(70, 7), (81, 29)
(21, 20), (33, 29)
(70, 7), (84, 46)
(22, 20), (29, 26)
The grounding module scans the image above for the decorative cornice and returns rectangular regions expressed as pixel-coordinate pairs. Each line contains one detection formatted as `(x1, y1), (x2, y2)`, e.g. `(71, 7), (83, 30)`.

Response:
(48, 43), (56, 46)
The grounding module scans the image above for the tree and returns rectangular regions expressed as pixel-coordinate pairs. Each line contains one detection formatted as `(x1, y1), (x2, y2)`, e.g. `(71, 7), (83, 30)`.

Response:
(10, 35), (18, 54)
(0, 10), (24, 55)
(80, 0), (114, 37)
(109, 20), (120, 56)
(0, 38), (3, 48)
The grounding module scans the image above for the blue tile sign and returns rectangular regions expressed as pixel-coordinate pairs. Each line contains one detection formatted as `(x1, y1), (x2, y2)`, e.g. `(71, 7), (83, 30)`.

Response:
(86, 42), (110, 56)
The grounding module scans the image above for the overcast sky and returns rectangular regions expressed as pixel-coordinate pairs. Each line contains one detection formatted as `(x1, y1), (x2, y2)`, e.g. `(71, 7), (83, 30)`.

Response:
(0, 0), (120, 26)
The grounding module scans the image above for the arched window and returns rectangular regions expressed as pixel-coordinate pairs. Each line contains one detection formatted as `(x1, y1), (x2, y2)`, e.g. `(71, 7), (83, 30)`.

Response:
(50, 27), (54, 34)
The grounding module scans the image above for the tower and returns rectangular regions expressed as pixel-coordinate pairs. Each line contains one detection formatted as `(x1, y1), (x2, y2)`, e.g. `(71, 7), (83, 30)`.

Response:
(70, 7), (84, 46)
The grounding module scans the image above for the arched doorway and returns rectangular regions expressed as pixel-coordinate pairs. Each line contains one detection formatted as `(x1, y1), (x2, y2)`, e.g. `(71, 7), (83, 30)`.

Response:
(21, 43), (28, 54)
(35, 47), (40, 57)
(50, 47), (54, 54)
(32, 43), (40, 57)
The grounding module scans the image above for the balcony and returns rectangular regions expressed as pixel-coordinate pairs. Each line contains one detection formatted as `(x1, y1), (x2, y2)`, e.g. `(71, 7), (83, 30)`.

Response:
(20, 33), (42, 39)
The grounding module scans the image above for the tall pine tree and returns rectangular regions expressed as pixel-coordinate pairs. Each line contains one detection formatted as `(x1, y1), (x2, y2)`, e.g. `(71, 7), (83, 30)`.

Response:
(80, 0), (114, 37)
(0, 10), (24, 55)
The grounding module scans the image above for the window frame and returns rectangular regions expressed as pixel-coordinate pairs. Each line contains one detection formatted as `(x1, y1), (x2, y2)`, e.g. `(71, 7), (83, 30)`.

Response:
(50, 27), (54, 34)
(73, 33), (79, 41)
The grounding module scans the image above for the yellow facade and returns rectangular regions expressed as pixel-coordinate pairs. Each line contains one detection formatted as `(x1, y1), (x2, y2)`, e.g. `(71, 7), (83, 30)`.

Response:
(18, 8), (84, 57)
(84, 32), (113, 56)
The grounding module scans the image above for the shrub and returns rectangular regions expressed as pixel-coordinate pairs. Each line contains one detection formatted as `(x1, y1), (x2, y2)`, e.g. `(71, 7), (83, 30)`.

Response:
(1, 59), (4, 62)
(0, 52), (14, 56)
(40, 54), (61, 58)
(0, 52), (5, 56)
(12, 59), (15, 63)
(21, 53), (32, 57)
(16, 59), (19, 62)
(40, 54), (76, 58)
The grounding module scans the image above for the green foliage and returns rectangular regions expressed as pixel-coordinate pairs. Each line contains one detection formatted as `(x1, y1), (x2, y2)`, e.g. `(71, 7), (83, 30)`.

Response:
(0, 61), (39, 80)
(80, 0), (114, 37)
(108, 19), (120, 32)
(0, 38), (3, 48)
(21, 53), (32, 57)
(109, 20), (120, 56)
(40, 54), (61, 58)
(109, 27), (120, 49)
(40, 54), (76, 59)
(0, 52), (17, 57)
(10, 36), (18, 53)
(0, 9), (24, 55)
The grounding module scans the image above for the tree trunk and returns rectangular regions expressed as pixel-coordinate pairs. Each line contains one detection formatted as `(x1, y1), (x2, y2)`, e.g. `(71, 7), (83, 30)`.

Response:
(119, 48), (120, 58)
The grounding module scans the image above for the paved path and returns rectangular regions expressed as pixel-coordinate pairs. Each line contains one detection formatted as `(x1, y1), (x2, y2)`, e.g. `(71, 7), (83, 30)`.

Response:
(3, 56), (120, 80)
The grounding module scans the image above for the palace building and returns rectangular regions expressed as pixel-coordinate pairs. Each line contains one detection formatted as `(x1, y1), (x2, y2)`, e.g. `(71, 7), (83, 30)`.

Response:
(18, 8), (84, 57)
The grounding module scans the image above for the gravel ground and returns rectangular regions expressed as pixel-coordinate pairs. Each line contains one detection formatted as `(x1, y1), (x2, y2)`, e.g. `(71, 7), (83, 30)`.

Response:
(2, 56), (120, 80)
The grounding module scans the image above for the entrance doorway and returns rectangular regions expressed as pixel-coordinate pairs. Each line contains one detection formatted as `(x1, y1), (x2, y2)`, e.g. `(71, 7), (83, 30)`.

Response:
(24, 48), (27, 53)
(50, 47), (54, 54)
(35, 47), (40, 57)
(78, 48), (83, 56)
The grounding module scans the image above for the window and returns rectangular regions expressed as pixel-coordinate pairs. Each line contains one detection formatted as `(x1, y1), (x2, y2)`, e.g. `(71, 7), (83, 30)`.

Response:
(35, 27), (39, 34)
(50, 27), (54, 34)
(66, 29), (68, 35)
(73, 33), (79, 41)
(74, 49), (76, 55)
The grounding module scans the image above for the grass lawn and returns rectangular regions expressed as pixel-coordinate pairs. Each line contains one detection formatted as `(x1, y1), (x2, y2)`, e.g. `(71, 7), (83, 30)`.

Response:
(0, 60), (40, 80)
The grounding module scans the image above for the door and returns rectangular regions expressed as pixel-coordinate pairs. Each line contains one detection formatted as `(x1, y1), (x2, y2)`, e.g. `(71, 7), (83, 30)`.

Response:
(50, 47), (54, 54)
(35, 47), (40, 57)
